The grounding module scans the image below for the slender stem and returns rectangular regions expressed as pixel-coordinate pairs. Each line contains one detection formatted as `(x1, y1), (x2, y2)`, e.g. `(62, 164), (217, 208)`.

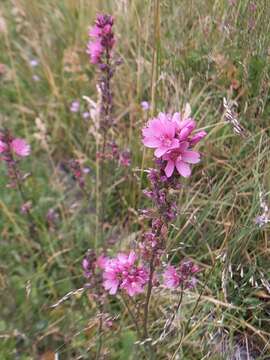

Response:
(162, 286), (184, 339)
(121, 295), (142, 338)
(8, 147), (37, 239)
(95, 137), (100, 249)
(170, 263), (216, 360)
(95, 313), (103, 360)
(99, 48), (112, 243)
(143, 251), (155, 339)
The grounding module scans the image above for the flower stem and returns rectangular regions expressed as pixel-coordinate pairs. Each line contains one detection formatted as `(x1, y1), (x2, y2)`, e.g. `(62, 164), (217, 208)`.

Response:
(143, 252), (155, 340)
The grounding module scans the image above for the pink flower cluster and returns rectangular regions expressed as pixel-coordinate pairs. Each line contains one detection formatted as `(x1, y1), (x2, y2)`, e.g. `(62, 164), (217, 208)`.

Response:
(87, 14), (115, 65)
(142, 110), (206, 178)
(100, 251), (149, 297)
(0, 135), (30, 158)
(163, 260), (200, 289)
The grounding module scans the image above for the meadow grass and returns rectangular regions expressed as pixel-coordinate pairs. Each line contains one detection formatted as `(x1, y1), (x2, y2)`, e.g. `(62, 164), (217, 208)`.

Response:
(0, 0), (270, 359)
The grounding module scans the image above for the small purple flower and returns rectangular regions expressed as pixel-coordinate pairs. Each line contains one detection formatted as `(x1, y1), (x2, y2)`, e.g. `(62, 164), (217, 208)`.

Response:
(30, 59), (39, 67)
(141, 101), (150, 111)
(70, 101), (80, 113)
(82, 111), (90, 119)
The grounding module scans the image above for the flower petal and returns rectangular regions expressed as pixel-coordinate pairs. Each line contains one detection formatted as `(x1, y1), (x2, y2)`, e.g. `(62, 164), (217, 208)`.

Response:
(164, 160), (175, 177)
(176, 161), (191, 177)
(154, 147), (169, 158)
(182, 151), (200, 164)
(142, 136), (161, 148)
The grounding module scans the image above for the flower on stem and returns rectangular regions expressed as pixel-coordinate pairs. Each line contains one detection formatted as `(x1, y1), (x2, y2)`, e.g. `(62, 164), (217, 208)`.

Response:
(142, 114), (179, 157)
(0, 135), (31, 158)
(141, 101), (150, 111)
(163, 260), (200, 289)
(87, 14), (115, 65)
(162, 142), (200, 178)
(101, 251), (149, 296)
(70, 100), (80, 113)
(142, 109), (206, 178)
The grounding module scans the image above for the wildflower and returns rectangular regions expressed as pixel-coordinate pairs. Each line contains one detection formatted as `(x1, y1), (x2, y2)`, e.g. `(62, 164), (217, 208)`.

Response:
(141, 101), (150, 111)
(119, 150), (131, 167)
(86, 40), (103, 64)
(102, 251), (149, 296)
(82, 250), (97, 278)
(82, 111), (90, 119)
(70, 100), (80, 113)
(142, 110), (206, 177)
(162, 142), (200, 178)
(142, 114), (179, 157)
(189, 130), (207, 145)
(0, 136), (31, 157)
(87, 14), (115, 65)
(29, 59), (39, 67)
(163, 260), (199, 289)
(163, 266), (180, 288)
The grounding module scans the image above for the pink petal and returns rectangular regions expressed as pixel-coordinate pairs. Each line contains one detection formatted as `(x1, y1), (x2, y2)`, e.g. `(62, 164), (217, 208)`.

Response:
(117, 253), (128, 264)
(11, 138), (31, 157)
(154, 147), (169, 158)
(164, 160), (175, 177)
(176, 161), (191, 177)
(148, 118), (165, 136)
(178, 141), (189, 151)
(190, 130), (207, 145)
(142, 136), (161, 148)
(104, 279), (119, 294)
(164, 120), (176, 138)
(171, 138), (180, 148)
(182, 151), (200, 164)
(128, 251), (137, 264)
(0, 140), (7, 153)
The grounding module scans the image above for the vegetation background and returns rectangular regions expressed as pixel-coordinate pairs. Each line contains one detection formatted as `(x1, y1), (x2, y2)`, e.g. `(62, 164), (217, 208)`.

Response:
(0, 0), (270, 359)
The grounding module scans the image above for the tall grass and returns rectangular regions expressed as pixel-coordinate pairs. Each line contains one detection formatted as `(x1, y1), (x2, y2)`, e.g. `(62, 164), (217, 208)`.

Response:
(0, 0), (270, 358)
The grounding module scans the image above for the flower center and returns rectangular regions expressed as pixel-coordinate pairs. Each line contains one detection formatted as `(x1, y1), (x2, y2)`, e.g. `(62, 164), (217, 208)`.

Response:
(161, 136), (172, 147)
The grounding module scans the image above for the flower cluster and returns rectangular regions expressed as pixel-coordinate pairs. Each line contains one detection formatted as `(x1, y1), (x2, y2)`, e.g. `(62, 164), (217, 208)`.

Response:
(87, 14), (115, 65)
(0, 130), (31, 188)
(142, 110), (206, 178)
(163, 260), (200, 289)
(0, 133), (30, 158)
(100, 251), (149, 297)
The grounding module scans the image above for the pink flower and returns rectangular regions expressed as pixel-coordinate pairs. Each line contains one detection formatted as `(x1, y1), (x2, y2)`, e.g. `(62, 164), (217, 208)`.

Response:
(86, 40), (103, 64)
(189, 130), (207, 145)
(163, 260), (200, 289)
(142, 114), (179, 157)
(0, 140), (6, 153)
(141, 101), (150, 111)
(89, 25), (102, 38)
(11, 138), (31, 157)
(87, 14), (115, 65)
(163, 266), (180, 288)
(96, 255), (109, 269)
(102, 251), (148, 296)
(162, 142), (200, 178)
